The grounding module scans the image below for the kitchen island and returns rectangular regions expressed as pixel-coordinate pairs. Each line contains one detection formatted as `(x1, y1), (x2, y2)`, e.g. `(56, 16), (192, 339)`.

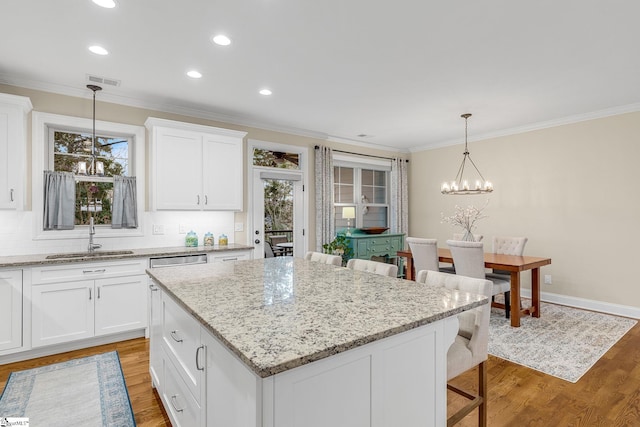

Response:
(147, 257), (488, 427)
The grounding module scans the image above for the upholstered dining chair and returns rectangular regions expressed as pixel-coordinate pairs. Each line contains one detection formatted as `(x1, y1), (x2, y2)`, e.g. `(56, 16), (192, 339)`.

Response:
(415, 269), (491, 427)
(446, 240), (511, 319)
(264, 241), (276, 258)
(346, 258), (398, 278)
(304, 251), (342, 266)
(486, 236), (528, 317)
(406, 237), (439, 275)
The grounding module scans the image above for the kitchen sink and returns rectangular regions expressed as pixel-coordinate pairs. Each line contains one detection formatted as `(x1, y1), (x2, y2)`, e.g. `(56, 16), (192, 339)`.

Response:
(45, 250), (134, 259)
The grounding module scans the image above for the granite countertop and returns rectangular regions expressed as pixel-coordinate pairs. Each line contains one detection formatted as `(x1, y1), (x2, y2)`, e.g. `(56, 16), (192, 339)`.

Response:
(147, 256), (488, 378)
(0, 243), (253, 268)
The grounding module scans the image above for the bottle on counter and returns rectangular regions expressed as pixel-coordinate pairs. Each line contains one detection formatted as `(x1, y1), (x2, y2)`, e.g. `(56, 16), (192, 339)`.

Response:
(185, 230), (199, 247)
(218, 234), (228, 246)
(204, 232), (214, 246)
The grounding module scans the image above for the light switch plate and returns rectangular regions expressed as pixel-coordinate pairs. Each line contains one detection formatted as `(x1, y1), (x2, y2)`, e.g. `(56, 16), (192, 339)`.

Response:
(152, 224), (164, 235)
(234, 222), (244, 232)
(179, 224), (186, 234)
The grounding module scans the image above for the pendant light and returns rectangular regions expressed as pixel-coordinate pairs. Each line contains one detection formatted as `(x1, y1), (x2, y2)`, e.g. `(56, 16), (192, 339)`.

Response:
(441, 113), (493, 195)
(78, 84), (104, 176)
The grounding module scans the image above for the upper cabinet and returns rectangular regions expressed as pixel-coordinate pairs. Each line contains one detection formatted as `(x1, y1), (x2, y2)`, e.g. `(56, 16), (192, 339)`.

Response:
(146, 118), (247, 211)
(0, 93), (32, 210)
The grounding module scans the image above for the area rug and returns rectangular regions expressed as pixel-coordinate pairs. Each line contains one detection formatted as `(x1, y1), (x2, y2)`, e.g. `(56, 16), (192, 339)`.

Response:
(0, 351), (136, 426)
(488, 300), (637, 383)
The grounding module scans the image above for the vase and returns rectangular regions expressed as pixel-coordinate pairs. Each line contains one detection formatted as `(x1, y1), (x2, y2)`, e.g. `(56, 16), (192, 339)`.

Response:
(462, 230), (475, 242)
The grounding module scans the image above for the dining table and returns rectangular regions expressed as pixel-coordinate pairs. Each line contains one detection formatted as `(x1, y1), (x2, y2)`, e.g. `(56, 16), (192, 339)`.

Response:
(397, 247), (552, 327)
(275, 241), (294, 256)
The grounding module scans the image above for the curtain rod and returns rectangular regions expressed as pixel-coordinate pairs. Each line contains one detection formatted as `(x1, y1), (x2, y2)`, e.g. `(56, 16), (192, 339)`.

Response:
(314, 145), (409, 162)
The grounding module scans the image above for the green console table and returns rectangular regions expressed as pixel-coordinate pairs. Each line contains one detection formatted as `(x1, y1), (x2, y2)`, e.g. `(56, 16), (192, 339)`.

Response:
(341, 231), (406, 277)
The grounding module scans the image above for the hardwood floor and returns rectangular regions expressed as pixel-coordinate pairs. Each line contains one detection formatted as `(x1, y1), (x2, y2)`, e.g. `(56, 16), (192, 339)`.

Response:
(0, 338), (170, 427)
(1, 322), (638, 426)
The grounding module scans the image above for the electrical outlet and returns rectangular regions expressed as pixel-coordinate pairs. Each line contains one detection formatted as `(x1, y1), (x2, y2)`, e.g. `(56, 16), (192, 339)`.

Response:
(179, 224), (186, 234)
(234, 222), (244, 232)
(152, 224), (164, 235)
(544, 275), (552, 285)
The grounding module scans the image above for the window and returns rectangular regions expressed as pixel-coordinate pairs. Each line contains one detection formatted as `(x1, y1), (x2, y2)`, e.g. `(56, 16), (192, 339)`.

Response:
(32, 111), (145, 240)
(334, 165), (389, 231)
(51, 128), (132, 226)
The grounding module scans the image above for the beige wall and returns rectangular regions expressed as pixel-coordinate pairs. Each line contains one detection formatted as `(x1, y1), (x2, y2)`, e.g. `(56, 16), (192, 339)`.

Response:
(0, 84), (405, 252)
(409, 111), (640, 308)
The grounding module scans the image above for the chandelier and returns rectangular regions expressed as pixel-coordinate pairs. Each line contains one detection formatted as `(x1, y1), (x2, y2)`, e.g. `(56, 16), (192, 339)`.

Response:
(77, 84), (104, 176)
(441, 113), (493, 195)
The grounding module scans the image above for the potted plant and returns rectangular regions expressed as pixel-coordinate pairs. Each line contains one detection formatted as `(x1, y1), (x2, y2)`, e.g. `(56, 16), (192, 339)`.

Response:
(322, 235), (353, 266)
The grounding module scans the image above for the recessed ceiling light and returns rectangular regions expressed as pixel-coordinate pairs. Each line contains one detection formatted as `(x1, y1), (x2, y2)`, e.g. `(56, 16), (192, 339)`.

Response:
(259, 89), (272, 96)
(92, 0), (116, 8)
(187, 70), (202, 79)
(212, 35), (231, 46)
(88, 45), (109, 55)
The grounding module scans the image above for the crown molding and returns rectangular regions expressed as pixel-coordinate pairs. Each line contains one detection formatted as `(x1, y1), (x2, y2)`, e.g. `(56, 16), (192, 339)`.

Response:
(410, 102), (640, 153)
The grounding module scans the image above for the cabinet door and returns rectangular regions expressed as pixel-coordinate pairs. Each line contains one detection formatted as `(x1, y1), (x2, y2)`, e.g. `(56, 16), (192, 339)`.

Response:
(202, 135), (243, 211)
(149, 281), (163, 390)
(154, 127), (203, 210)
(95, 274), (148, 336)
(0, 101), (27, 209)
(0, 270), (22, 352)
(31, 280), (94, 347)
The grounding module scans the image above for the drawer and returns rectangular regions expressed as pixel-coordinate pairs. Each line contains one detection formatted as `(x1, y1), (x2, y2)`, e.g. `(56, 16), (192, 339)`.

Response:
(210, 250), (251, 263)
(162, 292), (204, 402)
(31, 259), (147, 285)
(162, 349), (202, 427)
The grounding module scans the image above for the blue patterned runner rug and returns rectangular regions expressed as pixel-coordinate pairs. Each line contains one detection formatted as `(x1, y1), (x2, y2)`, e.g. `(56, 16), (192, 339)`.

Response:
(0, 351), (136, 426)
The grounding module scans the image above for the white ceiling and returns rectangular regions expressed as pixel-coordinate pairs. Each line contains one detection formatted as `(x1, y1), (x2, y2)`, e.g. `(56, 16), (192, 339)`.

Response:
(2, 0), (639, 152)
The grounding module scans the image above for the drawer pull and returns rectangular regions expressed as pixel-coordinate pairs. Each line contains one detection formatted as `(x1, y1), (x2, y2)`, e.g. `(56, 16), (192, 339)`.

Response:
(196, 345), (205, 371)
(83, 269), (106, 274)
(222, 257), (238, 261)
(149, 284), (159, 291)
(170, 394), (184, 413)
(170, 330), (183, 343)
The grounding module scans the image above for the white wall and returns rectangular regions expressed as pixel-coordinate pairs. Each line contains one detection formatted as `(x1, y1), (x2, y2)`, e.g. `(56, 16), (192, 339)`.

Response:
(409, 111), (640, 313)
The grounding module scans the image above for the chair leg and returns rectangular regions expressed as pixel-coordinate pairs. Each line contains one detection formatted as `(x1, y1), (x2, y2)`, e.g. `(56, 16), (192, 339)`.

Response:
(447, 361), (487, 426)
(504, 291), (510, 319)
(478, 361), (487, 427)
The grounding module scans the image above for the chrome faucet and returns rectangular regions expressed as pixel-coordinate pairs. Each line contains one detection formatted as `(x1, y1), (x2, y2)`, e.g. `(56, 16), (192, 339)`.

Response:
(88, 217), (102, 253)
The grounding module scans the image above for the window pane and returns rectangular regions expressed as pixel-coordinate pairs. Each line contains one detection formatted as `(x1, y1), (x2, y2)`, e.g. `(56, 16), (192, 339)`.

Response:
(361, 186), (373, 202)
(335, 184), (354, 203)
(339, 167), (353, 184)
(363, 206), (388, 228)
(263, 179), (293, 232)
(374, 187), (386, 203)
(76, 181), (113, 226)
(361, 169), (373, 185)
(54, 131), (129, 177)
(253, 148), (299, 169)
(374, 170), (385, 186)
(335, 205), (356, 232)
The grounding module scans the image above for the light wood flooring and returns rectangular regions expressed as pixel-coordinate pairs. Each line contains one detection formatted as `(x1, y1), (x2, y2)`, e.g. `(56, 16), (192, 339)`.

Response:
(1, 322), (639, 426)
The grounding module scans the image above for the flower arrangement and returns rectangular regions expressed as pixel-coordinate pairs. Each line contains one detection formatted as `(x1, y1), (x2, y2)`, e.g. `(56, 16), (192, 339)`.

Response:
(441, 199), (489, 241)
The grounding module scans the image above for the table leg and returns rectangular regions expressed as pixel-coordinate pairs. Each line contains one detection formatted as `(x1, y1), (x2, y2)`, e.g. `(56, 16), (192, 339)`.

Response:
(510, 272), (521, 327)
(406, 256), (414, 281)
(531, 268), (540, 318)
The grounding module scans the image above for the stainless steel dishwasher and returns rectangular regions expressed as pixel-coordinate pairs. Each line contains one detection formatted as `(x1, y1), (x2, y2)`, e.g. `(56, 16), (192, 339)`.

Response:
(149, 253), (208, 268)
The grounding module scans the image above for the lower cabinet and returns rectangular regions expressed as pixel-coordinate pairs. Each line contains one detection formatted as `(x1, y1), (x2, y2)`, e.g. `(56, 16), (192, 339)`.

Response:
(0, 269), (22, 352)
(31, 260), (148, 348)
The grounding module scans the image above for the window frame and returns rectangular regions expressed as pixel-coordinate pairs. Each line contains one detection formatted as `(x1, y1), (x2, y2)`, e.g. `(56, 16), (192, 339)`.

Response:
(333, 153), (391, 230)
(32, 111), (145, 240)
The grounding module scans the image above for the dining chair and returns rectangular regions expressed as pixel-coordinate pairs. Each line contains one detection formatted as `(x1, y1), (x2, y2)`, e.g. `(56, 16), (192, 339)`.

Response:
(269, 235), (288, 245)
(486, 236), (528, 316)
(265, 241), (285, 258)
(346, 258), (398, 278)
(406, 237), (439, 274)
(446, 240), (511, 319)
(415, 269), (491, 427)
(304, 251), (342, 266)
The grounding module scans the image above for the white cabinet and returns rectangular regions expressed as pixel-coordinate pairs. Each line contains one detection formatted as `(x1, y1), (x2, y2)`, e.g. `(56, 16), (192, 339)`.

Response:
(146, 117), (246, 211)
(149, 281), (163, 389)
(31, 260), (148, 348)
(0, 270), (23, 352)
(208, 249), (252, 263)
(0, 93), (32, 210)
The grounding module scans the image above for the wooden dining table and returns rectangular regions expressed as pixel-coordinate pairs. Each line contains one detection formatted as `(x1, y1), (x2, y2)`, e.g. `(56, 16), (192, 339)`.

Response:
(397, 248), (552, 327)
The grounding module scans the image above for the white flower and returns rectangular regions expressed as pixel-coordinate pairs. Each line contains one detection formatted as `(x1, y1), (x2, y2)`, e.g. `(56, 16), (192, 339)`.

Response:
(441, 199), (489, 233)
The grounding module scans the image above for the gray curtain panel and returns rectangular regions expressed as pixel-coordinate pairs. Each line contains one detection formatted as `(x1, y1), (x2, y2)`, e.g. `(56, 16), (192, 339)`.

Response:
(314, 146), (335, 251)
(112, 176), (138, 228)
(43, 171), (76, 230)
(390, 158), (409, 239)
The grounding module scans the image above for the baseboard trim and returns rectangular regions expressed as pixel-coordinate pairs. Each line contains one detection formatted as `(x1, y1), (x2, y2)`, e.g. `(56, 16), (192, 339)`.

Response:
(0, 329), (146, 364)
(520, 289), (640, 319)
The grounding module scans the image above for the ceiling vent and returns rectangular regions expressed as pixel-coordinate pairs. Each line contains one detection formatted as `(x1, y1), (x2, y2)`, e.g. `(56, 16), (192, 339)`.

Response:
(86, 74), (121, 87)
